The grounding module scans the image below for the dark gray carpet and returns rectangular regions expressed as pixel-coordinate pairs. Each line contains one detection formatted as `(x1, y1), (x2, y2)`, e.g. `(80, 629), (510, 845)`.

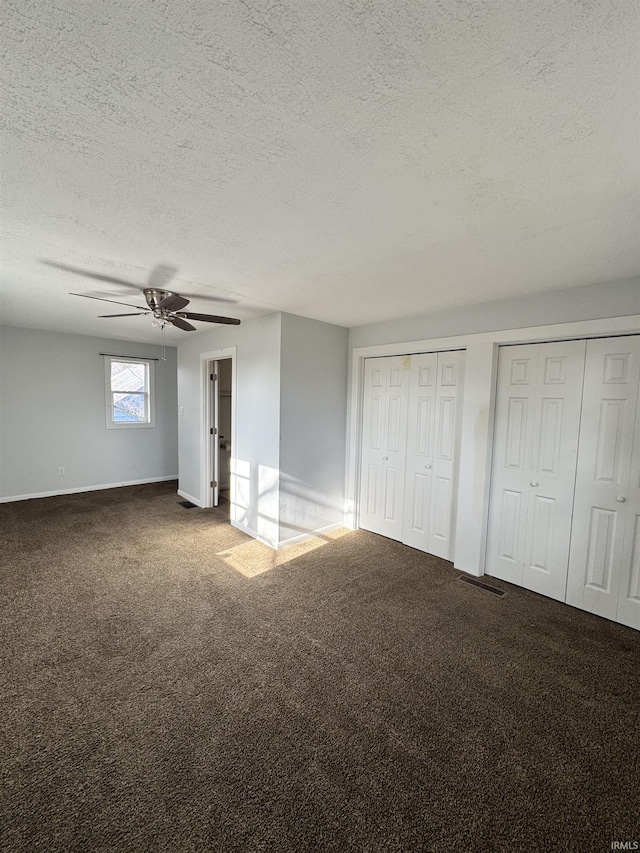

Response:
(1, 481), (639, 852)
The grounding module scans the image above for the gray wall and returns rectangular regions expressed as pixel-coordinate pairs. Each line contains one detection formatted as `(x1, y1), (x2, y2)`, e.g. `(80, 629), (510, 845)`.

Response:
(0, 326), (178, 500)
(176, 311), (348, 548)
(177, 313), (282, 545)
(279, 313), (348, 543)
(348, 277), (640, 350)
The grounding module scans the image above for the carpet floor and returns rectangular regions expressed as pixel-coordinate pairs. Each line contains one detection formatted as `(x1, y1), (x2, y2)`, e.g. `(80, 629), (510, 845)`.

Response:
(1, 481), (639, 852)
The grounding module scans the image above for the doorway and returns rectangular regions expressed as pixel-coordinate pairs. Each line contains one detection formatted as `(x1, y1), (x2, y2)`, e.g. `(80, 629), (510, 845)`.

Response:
(217, 358), (232, 506)
(202, 351), (235, 512)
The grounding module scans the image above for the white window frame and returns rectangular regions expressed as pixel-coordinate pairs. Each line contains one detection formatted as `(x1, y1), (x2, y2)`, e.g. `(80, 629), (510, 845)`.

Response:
(104, 356), (156, 429)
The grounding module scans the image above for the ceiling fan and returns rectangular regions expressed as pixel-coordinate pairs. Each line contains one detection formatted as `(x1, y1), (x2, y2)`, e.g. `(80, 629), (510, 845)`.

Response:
(44, 261), (241, 331)
(70, 288), (240, 331)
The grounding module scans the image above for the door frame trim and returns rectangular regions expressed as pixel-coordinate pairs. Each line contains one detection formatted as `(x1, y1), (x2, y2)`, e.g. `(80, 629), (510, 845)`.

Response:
(346, 315), (640, 577)
(200, 347), (237, 511)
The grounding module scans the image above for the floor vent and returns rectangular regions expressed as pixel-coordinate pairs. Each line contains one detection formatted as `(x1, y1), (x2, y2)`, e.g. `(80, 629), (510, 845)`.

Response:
(459, 576), (505, 596)
(178, 500), (197, 509)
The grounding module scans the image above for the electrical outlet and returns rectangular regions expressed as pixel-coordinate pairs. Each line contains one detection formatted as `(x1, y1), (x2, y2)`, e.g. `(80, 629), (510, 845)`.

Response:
(57, 467), (65, 476)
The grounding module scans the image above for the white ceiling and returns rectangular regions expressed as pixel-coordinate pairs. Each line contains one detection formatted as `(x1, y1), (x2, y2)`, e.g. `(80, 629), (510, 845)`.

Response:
(1, 0), (638, 344)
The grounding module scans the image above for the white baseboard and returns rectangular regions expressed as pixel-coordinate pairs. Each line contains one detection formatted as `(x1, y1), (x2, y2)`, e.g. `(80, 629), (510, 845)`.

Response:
(177, 489), (203, 507)
(0, 476), (178, 504)
(229, 519), (278, 550)
(453, 559), (483, 578)
(277, 522), (344, 549)
(230, 519), (344, 551)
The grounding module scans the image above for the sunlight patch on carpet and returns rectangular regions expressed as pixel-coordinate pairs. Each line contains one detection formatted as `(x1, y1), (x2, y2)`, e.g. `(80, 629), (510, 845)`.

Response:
(217, 527), (352, 577)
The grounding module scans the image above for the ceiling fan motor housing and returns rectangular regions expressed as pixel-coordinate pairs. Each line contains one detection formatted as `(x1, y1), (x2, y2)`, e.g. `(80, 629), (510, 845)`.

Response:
(143, 288), (175, 310)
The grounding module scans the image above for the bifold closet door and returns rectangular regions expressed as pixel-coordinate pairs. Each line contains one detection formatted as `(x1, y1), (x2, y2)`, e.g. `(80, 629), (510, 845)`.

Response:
(566, 336), (640, 628)
(619, 380), (640, 630)
(359, 356), (409, 541)
(485, 340), (586, 601)
(402, 351), (465, 561)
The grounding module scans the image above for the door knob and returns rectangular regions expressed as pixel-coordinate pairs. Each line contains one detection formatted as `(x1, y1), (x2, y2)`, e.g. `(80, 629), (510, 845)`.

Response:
(616, 496), (627, 503)
(530, 481), (539, 487)
(382, 456), (388, 461)
(424, 464), (432, 469)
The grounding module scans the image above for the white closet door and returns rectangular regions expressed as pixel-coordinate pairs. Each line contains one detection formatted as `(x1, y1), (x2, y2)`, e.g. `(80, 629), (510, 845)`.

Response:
(402, 353), (438, 552)
(522, 340), (586, 600)
(402, 351), (464, 560)
(618, 374), (640, 630)
(430, 351), (465, 560)
(359, 356), (409, 541)
(486, 341), (586, 600)
(485, 345), (540, 588)
(566, 337), (640, 623)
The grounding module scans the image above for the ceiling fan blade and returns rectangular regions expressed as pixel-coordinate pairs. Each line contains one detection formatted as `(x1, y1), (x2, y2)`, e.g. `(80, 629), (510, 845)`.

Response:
(70, 292), (149, 310)
(46, 259), (238, 304)
(98, 312), (150, 318)
(178, 312), (241, 326)
(148, 264), (178, 289)
(169, 316), (196, 332)
(159, 293), (190, 311)
(44, 261), (138, 288)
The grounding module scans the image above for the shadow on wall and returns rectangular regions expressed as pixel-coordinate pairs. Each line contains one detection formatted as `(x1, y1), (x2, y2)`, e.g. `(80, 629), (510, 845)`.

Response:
(231, 458), (279, 545)
(230, 459), (344, 549)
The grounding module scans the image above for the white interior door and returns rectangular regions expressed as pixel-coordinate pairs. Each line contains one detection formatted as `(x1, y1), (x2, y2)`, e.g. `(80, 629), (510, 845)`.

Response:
(218, 359), (232, 494)
(359, 356), (409, 541)
(486, 340), (586, 600)
(402, 351), (464, 560)
(566, 336), (640, 624)
(211, 360), (220, 507)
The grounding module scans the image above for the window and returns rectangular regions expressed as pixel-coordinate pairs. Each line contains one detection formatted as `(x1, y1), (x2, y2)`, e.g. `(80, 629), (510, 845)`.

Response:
(104, 357), (155, 429)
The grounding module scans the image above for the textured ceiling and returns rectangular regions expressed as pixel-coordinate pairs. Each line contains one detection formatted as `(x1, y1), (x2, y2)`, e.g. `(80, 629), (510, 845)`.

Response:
(1, 0), (639, 343)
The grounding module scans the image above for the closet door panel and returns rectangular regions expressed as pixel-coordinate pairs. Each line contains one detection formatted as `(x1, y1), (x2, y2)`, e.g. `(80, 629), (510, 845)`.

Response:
(619, 513), (640, 630)
(522, 339), (586, 601)
(402, 353), (438, 551)
(402, 351), (464, 560)
(487, 341), (585, 597)
(485, 345), (539, 586)
(618, 371), (640, 629)
(429, 351), (465, 560)
(360, 360), (385, 523)
(567, 337), (640, 622)
(359, 357), (409, 540)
